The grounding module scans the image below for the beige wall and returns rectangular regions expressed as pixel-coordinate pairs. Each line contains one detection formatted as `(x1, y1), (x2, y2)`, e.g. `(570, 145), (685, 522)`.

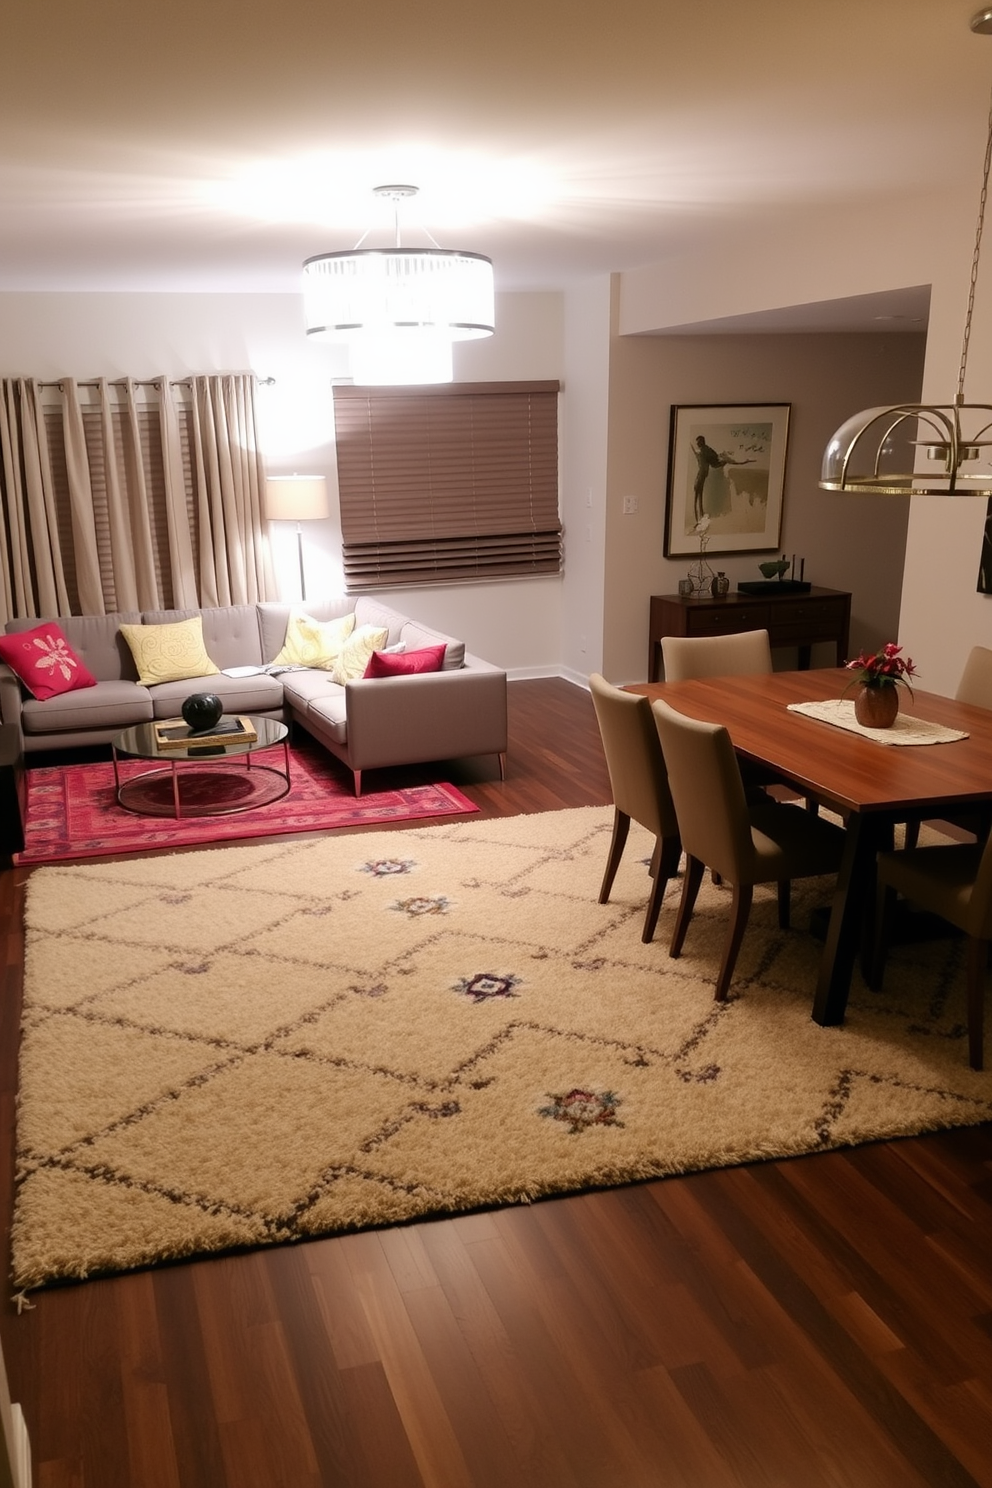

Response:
(615, 185), (992, 696)
(559, 276), (611, 683)
(0, 289), (565, 675)
(601, 318), (926, 683)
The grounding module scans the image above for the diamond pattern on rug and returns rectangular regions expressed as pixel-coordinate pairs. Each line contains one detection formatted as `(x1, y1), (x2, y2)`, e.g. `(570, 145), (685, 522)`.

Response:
(14, 806), (992, 1292)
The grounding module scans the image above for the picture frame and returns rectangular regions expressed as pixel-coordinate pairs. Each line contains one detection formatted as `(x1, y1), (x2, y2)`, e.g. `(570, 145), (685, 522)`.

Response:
(663, 403), (791, 558)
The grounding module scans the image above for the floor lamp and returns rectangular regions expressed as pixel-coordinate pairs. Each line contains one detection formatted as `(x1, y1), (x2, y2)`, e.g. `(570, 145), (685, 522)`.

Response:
(264, 475), (329, 602)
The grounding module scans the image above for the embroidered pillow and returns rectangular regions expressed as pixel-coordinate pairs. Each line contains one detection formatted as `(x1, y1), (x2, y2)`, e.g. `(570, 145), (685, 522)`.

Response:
(118, 617), (220, 687)
(330, 624), (389, 684)
(364, 643), (447, 678)
(0, 622), (97, 701)
(272, 611), (355, 669)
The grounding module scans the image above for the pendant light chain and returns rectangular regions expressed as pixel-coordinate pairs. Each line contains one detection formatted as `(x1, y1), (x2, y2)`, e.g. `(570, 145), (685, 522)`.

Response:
(957, 80), (992, 403)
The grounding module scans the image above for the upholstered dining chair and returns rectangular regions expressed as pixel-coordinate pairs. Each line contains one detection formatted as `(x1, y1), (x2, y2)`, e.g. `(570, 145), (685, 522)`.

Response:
(660, 628), (772, 682)
(956, 644), (992, 707)
(651, 698), (847, 1001)
(589, 673), (682, 943)
(904, 644), (992, 850)
(659, 624), (809, 829)
(869, 832), (992, 1069)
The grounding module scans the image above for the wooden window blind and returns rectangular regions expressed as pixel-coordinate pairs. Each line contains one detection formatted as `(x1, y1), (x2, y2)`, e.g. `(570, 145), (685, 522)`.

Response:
(333, 380), (561, 590)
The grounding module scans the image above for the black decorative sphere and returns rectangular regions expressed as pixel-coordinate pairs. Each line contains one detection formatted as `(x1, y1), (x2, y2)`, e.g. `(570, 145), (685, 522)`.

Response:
(181, 692), (224, 734)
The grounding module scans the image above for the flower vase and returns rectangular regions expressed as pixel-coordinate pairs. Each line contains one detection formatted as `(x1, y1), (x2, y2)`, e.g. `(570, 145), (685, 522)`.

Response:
(854, 682), (899, 729)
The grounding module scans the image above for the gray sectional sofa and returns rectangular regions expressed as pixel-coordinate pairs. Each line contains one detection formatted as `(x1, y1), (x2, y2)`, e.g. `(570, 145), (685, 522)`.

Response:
(0, 597), (507, 794)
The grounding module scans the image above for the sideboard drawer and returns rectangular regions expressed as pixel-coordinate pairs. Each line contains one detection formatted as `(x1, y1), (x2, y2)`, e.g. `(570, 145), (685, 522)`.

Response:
(773, 598), (849, 634)
(687, 604), (770, 637)
(647, 587), (851, 681)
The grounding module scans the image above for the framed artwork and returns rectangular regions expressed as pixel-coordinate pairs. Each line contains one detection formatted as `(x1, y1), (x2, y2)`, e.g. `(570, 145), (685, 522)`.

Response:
(978, 498), (992, 593)
(664, 403), (791, 558)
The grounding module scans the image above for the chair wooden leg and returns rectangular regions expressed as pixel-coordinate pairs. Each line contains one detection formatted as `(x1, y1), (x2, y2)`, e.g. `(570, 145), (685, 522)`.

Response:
(599, 808), (630, 904)
(777, 879), (790, 930)
(669, 856), (704, 959)
(642, 834), (682, 943)
(714, 883), (753, 1001)
(966, 936), (988, 1071)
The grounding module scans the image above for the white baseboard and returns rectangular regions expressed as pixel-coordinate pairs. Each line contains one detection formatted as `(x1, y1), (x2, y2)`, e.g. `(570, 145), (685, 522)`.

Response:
(504, 665), (570, 681)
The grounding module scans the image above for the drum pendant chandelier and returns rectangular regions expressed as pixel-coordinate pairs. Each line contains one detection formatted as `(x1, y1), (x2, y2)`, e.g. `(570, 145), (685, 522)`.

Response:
(302, 185), (495, 385)
(820, 10), (992, 496)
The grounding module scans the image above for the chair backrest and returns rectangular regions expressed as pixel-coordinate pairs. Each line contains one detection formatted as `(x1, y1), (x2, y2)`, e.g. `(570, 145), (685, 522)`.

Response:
(956, 646), (992, 709)
(588, 674), (678, 838)
(660, 628), (773, 682)
(651, 698), (754, 880)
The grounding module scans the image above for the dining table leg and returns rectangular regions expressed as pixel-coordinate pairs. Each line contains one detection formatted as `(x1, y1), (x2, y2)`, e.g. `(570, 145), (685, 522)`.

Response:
(812, 810), (888, 1026)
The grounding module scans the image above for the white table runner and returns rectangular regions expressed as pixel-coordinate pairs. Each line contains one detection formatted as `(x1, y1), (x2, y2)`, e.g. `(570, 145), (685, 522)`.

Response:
(787, 698), (968, 745)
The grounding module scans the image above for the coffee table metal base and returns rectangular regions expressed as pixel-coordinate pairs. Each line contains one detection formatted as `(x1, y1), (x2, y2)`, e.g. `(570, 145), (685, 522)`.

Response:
(112, 745), (291, 820)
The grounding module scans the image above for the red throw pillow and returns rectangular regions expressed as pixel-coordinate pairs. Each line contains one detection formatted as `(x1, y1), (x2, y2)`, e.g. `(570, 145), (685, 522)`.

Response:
(364, 643), (447, 678)
(0, 622), (97, 700)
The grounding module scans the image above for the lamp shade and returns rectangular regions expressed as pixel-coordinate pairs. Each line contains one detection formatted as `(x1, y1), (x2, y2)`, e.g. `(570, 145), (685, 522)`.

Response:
(302, 248), (495, 345)
(348, 331), (454, 386)
(264, 475), (329, 522)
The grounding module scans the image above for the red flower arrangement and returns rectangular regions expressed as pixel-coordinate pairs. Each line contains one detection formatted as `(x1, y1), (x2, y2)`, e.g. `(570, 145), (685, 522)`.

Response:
(845, 642), (918, 694)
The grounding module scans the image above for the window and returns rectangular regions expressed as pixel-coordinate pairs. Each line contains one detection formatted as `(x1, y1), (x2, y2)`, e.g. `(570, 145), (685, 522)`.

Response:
(333, 381), (561, 590)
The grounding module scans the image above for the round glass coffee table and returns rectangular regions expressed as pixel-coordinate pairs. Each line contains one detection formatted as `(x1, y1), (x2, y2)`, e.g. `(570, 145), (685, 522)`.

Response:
(111, 716), (290, 819)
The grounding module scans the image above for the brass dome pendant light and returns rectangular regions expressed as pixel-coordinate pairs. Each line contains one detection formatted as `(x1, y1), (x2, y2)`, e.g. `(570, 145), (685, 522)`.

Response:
(820, 10), (992, 496)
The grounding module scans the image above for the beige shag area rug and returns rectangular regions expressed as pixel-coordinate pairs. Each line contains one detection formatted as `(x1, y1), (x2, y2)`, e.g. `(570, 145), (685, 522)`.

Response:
(13, 806), (992, 1291)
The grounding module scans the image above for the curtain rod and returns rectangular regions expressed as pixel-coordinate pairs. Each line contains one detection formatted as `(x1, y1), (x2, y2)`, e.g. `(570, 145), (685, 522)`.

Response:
(34, 375), (275, 390)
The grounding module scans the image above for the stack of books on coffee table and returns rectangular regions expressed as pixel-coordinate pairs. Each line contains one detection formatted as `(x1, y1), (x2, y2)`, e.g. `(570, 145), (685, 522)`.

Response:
(153, 716), (258, 750)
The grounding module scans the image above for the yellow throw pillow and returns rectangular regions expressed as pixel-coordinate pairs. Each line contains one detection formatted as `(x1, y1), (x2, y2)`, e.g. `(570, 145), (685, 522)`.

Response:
(272, 611), (355, 670)
(119, 617), (220, 687)
(331, 624), (389, 684)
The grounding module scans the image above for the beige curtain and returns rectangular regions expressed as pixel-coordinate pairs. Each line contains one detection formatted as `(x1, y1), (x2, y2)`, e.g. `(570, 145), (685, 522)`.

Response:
(0, 379), (72, 619)
(189, 375), (271, 608)
(0, 372), (273, 623)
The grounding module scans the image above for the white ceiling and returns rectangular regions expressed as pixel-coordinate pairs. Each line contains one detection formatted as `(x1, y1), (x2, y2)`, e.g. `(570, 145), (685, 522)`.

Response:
(4, 0), (991, 331)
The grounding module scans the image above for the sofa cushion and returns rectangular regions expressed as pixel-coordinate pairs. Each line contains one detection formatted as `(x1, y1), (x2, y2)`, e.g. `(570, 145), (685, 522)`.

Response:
(273, 611), (355, 669)
(364, 643), (446, 678)
(257, 600), (356, 662)
(21, 680), (154, 735)
(0, 622), (97, 700)
(331, 625), (389, 684)
(353, 597), (409, 646)
(298, 689), (349, 745)
(148, 672), (285, 719)
(5, 612), (143, 681)
(399, 621), (465, 670)
(119, 618), (220, 686)
(279, 668), (342, 708)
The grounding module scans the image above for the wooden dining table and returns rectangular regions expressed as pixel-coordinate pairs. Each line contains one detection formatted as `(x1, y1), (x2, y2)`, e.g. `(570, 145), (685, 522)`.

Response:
(628, 667), (992, 1026)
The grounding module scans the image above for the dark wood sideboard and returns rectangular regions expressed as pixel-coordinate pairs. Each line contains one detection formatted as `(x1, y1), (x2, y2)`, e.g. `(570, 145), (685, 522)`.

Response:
(648, 586), (851, 682)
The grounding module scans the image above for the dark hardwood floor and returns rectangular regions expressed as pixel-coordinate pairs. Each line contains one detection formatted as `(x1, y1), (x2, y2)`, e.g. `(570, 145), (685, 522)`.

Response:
(3, 677), (992, 1487)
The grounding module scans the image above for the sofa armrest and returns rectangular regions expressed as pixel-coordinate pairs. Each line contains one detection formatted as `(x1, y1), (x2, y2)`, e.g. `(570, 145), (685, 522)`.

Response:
(0, 665), (25, 749)
(343, 655), (507, 772)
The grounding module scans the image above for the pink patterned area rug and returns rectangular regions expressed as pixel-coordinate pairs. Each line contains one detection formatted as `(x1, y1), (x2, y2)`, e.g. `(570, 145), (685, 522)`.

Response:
(15, 742), (478, 865)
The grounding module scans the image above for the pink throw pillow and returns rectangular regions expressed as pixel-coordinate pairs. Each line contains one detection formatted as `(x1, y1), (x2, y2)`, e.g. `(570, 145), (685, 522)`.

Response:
(364, 643), (447, 678)
(0, 622), (97, 700)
